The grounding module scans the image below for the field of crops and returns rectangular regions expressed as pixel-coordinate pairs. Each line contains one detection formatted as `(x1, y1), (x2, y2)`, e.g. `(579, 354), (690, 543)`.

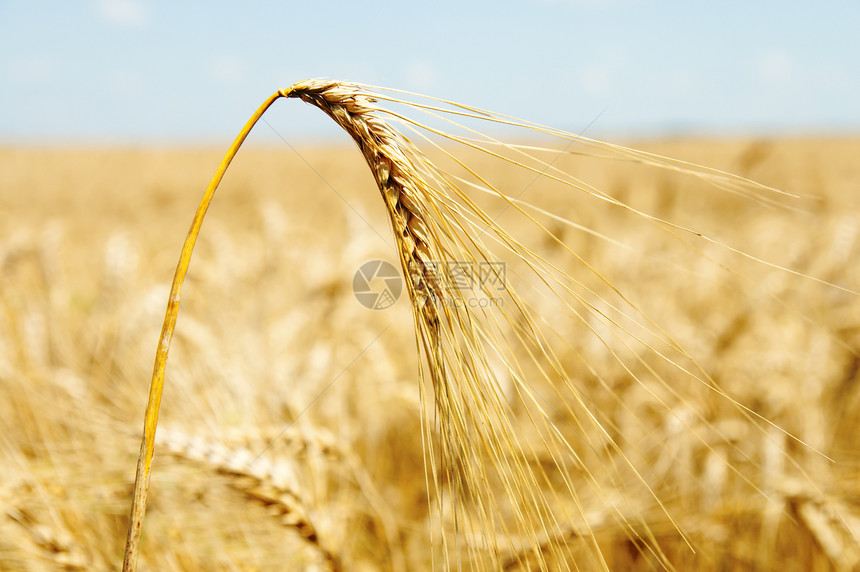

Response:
(2, 138), (860, 570)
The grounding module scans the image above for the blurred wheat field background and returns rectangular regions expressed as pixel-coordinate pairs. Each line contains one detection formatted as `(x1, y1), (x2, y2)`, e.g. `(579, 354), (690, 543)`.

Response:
(2, 136), (860, 570)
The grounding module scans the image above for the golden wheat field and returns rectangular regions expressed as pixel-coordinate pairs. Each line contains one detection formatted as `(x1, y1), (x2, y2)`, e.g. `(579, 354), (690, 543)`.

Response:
(2, 135), (860, 570)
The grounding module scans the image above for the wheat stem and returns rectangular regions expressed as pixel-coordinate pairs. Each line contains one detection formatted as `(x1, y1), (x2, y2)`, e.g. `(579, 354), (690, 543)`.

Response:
(122, 91), (284, 572)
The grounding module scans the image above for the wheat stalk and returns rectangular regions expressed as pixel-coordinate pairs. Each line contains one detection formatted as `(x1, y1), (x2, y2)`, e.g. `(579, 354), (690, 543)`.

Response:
(123, 79), (853, 570)
(122, 92), (283, 571)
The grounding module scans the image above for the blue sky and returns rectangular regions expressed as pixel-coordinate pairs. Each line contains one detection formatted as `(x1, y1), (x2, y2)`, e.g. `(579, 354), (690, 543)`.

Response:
(2, 0), (859, 143)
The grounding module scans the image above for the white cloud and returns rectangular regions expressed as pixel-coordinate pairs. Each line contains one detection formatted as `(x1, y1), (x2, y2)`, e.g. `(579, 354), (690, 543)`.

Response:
(665, 71), (696, 99)
(580, 48), (627, 97)
(404, 62), (438, 92)
(106, 70), (145, 99)
(757, 51), (793, 84)
(207, 56), (246, 85)
(530, 0), (646, 8)
(97, 0), (150, 27)
(7, 57), (58, 87)
(582, 66), (613, 97)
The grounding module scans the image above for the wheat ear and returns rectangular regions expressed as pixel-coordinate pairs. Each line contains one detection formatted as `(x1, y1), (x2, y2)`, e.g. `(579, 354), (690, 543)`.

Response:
(285, 81), (444, 322)
(156, 427), (342, 571)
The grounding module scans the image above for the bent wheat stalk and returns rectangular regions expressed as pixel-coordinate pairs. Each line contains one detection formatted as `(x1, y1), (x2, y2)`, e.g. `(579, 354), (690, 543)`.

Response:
(123, 79), (852, 570)
(122, 92), (282, 572)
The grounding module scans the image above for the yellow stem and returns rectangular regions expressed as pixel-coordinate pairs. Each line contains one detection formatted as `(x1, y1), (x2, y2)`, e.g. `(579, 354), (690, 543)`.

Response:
(122, 90), (288, 572)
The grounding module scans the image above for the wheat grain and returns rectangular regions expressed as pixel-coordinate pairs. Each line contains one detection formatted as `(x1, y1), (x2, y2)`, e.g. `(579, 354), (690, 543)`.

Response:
(285, 80), (446, 325)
